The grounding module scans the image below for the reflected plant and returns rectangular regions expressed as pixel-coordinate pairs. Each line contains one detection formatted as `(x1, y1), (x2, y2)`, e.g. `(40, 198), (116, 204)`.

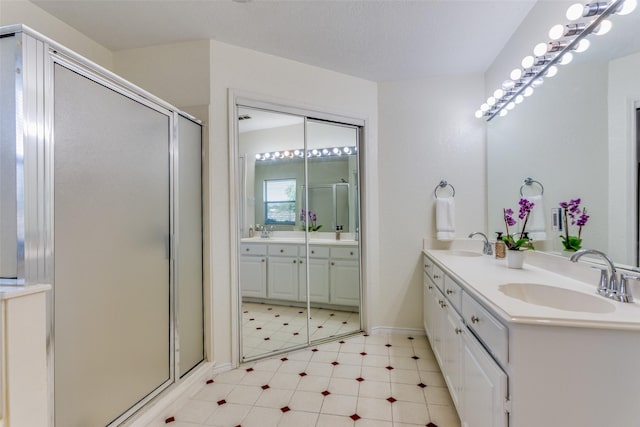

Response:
(559, 198), (589, 252)
(300, 209), (322, 232)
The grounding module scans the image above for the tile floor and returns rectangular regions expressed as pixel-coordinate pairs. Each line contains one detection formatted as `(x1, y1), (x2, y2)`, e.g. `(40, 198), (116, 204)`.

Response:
(242, 302), (361, 360)
(158, 333), (461, 427)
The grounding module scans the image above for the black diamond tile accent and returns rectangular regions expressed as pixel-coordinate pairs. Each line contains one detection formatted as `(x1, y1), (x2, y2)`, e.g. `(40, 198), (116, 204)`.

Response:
(385, 366), (394, 370)
(243, 310), (248, 313)
(293, 332), (299, 336)
(299, 372), (307, 377)
(339, 340), (345, 344)
(217, 399), (226, 405)
(360, 352), (367, 356)
(417, 383), (427, 388)
(317, 325), (323, 328)
(275, 314), (280, 317)
(356, 377), (365, 382)
(331, 361), (339, 366)
(264, 337), (270, 341)
(350, 414), (361, 421)
(298, 311), (303, 314)
(385, 344), (392, 347)
(249, 318), (255, 321)
(267, 307), (273, 310)
(206, 379), (214, 384)
(283, 323), (289, 326)
(246, 367), (254, 372)
(311, 348), (319, 352)
(364, 334), (369, 337)
(281, 357), (288, 362)
(342, 321), (348, 324)
(330, 313), (335, 316)
(321, 390), (331, 396)
(387, 397), (397, 403)
(165, 416), (175, 423)
(426, 423), (438, 427)
(412, 356), (419, 360)
(280, 406), (290, 413)
(261, 384), (270, 390)
(256, 327), (262, 330)
(408, 336), (414, 340)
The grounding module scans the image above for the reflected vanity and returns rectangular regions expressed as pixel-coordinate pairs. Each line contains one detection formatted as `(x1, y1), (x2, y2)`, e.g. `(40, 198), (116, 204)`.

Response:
(236, 106), (363, 361)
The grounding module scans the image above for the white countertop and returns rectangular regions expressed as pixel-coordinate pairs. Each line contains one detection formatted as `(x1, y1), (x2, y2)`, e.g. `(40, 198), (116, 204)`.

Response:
(0, 284), (51, 300)
(241, 237), (358, 246)
(424, 249), (640, 331)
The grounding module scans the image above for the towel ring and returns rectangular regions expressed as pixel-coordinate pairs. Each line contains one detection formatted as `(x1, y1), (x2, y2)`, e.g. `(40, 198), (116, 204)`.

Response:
(434, 180), (455, 198)
(519, 177), (544, 196)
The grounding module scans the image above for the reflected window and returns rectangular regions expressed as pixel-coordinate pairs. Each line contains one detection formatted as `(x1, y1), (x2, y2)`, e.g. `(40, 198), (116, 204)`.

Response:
(264, 178), (296, 225)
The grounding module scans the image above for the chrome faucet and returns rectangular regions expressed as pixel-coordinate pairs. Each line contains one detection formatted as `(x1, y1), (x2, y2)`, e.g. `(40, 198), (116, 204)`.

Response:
(569, 249), (634, 302)
(468, 232), (493, 256)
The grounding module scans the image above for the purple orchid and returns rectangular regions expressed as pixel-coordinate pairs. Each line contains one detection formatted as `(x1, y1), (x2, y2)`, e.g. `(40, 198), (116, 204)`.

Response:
(502, 198), (535, 250)
(559, 198), (588, 251)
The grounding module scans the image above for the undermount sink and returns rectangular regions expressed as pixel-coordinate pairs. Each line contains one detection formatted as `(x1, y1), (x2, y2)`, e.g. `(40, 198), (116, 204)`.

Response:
(447, 250), (483, 258)
(498, 283), (616, 313)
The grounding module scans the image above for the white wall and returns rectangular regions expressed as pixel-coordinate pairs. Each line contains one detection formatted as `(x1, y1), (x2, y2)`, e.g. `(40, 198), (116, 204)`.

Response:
(377, 74), (486, 330)
(0, 0), (113, 69)
(209, 40), (378, 366)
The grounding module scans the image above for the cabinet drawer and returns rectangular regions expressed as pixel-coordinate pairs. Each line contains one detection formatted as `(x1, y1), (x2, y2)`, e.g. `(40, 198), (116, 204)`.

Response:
(443, 275), (462, 314)
(431, 265), (445, 292)
(301, 246), (330, 258)
(330, 246), (359, 259)
(241, 243), (267, 256)
(268, 244), (299, 257)
(423, 254), (434, 277)
(462, 291), (508, 367)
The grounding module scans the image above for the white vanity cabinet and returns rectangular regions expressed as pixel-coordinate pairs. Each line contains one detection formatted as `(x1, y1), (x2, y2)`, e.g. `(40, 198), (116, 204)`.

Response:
(423, 253), (508, 427)
(329, 247), (360, 306)
(240, 244), (267, 298)
(267, 245), (300, 301)
(299, 246), (330, 303)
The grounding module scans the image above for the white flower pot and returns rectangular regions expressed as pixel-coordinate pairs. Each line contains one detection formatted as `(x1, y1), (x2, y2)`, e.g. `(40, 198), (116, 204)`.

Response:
(506, 250), (526, 269)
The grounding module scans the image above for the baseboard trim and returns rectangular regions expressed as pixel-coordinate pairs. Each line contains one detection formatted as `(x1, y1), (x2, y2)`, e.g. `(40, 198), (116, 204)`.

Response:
(128, 361), (233, 427)
(369, 326), (426, 336)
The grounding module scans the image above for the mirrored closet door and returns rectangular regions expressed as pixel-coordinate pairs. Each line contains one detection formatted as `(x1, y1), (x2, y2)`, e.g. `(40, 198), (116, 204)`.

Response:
(237, 105), (362, 361)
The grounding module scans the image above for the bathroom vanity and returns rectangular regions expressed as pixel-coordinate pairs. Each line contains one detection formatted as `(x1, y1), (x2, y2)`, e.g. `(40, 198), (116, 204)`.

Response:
(423, 248), (640, 427)
(240, 236), (360, 308)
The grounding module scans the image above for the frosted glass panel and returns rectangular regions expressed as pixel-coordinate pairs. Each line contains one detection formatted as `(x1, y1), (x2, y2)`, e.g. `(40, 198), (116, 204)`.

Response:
(54, 64), (171, 426)
(0, 35), (18, 279)
(177, 115), (204, 377)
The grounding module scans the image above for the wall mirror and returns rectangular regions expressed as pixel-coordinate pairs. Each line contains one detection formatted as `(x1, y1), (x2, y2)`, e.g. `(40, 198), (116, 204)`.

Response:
(487, 2), (640, 267)
(237, 105), (362, 361)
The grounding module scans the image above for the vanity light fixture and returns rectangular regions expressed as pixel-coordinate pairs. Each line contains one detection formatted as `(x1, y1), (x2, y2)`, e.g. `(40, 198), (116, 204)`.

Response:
(476, 0), (635, 121)
(255, 146), (358, 161)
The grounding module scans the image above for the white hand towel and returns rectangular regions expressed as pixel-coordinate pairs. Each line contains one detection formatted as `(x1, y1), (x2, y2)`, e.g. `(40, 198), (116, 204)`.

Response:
(526, 194), (546, 240)
(436, 197), (455, 241)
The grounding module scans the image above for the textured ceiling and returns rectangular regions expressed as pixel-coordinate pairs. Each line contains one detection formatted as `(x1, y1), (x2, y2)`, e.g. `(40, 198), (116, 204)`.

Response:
(30, 0), (536, 81)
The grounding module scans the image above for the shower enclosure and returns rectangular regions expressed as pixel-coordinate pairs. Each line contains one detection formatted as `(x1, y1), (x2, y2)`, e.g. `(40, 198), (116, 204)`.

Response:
(0, 25), (204, 426)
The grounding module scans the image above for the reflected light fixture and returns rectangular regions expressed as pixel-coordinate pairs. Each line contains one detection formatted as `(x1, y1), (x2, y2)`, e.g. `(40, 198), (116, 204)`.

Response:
(255, 146), (358, 161)
(475, 0), (635, 121)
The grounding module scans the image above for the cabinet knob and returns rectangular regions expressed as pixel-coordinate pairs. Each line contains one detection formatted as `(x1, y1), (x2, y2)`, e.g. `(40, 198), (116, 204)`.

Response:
(455, 328), (463, 335)
(246, 248), (250, 252)
(471, 315), (480, 324)
(446, 289), (454, 295)
(433, 274), (440, 279)
(293, 260), (297, 263)
(311, 250), (315, 254)
(428, 285), (433, 290)
(261, 259), (265, 263)
(280, 249), (284, 253)
(331, 262), (335, 266)
(299, 260), (303, 264)
(350, 251), (354, 256)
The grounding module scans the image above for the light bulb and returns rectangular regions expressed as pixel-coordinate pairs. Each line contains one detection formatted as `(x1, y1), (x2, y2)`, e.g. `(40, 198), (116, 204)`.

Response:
(532, 78), (544, 87)
(499, 109), (508, 117)
(514, 95), (524, 104)
(510, 68), (523, 80)
(294, 149), (301, 156)
(549, 24), (565, 40)
(343, 147), (351, 154)
(487, 96), (496, 106)
(312, 149), (319, 156)
(545, 65), (558, 78)
(480, 103), (490, 112)
(560, 52), (574, 65)
(494, 88), (505, 99)
(255, 153), (261, 160)
(502, 80), (515, 90)
(284, 150), (290, 157)
(594, 20), (612, 35)
(521, 56), (535, 68)
(506, 102), (516, 111)
(322, 148), (329, 155)
(264, 152), (271, 159)
(333, 147), (340, 154)
(566, 3), (585, 20)
(575, 39), (590, 53)
(475, 110), (483, 119)
(534, 42), (549, 57)
(524, 87), (534, 97)
(617, 0), (637, 15)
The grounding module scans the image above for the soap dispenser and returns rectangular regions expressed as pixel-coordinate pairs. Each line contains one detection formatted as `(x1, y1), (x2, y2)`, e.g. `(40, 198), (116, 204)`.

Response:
(495, 232), (506, 259)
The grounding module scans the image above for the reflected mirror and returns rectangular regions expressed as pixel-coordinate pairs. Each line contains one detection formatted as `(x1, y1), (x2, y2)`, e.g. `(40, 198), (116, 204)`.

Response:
(487, 2), (640, 267)
(237, 106), (362, 361)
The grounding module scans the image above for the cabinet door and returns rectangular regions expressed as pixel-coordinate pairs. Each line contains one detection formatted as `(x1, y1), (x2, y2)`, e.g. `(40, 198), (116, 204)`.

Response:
(268, 256), (299, 301)
(299, 258), (330, 303)
(444, 303), (464, 411)
(431, 286), (447, 368)
(329, 259), (360, 306)
(240, 256), (267, 298)
(462, 330), (508, 427)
